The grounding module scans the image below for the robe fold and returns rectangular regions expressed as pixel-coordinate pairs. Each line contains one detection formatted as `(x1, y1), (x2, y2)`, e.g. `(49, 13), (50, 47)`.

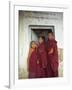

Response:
(37, 42), (48, 77)
(28, 48), (42, 78)
(46, 39), (59, 77)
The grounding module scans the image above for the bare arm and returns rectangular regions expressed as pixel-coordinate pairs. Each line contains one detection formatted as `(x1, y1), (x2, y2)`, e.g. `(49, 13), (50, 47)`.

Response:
(48, 48), (54, 54)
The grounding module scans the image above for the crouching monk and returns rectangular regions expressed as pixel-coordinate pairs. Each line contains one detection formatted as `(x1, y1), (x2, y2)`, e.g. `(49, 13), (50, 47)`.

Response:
(46, 32), (59, 77)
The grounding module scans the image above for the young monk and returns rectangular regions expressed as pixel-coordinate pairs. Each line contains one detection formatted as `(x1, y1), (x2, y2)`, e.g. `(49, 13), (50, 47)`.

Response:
(27, 41), (42, 78)
(46, 32), (59, 77)
(37, 36), (48, 77)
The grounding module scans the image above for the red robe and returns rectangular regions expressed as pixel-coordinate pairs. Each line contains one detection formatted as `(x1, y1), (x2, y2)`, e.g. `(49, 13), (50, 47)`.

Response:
(46, 39), (59, 77)
(37, 42), (48, 77)
(28, 48), (42, 78)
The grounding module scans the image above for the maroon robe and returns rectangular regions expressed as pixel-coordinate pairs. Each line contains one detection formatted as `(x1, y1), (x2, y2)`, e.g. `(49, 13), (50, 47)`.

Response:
(46, 39), (59, 77)
(28, 48), (42, 78)
(37, 42), (48, 77)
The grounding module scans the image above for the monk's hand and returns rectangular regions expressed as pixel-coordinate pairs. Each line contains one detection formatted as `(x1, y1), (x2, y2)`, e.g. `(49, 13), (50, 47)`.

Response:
(37, 60), (39, 64)
(48, 48), (53, 54)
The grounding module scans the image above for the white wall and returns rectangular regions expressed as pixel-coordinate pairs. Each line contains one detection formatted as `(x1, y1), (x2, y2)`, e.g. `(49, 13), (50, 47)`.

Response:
(19, 11), (63, 77)
(31, 30), (38, 41)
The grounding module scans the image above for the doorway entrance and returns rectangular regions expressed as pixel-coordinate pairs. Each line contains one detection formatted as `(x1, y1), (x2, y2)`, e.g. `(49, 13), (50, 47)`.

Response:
(29, 25), (55, 42)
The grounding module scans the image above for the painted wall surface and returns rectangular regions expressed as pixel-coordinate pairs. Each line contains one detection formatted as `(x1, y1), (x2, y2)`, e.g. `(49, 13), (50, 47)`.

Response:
(19, 11), (63, 78)
(31, 30), (38, 41)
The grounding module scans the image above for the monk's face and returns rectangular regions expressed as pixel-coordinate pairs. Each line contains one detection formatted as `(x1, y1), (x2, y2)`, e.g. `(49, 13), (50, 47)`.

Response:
(31, 42), (37, 49)
(39, 37), (43, 44)
(48, 33), (54, 40)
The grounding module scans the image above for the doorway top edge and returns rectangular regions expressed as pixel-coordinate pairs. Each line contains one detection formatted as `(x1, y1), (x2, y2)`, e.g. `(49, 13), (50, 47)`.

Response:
(29, 25), (54, 30)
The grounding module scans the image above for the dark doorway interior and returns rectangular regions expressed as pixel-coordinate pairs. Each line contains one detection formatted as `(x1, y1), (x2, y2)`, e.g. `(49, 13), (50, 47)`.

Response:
(31, 28), (55, 41)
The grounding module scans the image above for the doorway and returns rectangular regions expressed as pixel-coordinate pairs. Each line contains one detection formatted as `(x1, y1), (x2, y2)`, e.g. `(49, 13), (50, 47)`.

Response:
(29, 25), (55, 42)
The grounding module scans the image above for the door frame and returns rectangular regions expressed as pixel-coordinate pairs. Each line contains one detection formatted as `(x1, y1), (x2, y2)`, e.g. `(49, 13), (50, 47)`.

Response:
(29, 25), (55, 40)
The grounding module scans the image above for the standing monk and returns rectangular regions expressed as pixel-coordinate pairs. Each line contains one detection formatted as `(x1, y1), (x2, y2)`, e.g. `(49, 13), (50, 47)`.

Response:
(37, 36), (48, 77)
(46, 32), (59, 77)
(27, 41), (42, 78)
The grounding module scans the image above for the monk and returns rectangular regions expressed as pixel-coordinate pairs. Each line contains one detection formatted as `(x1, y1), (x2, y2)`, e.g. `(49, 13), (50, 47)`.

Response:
(27, 41), (42, 78)
(46, 32), (59, 77)
(37, 36), (48, 77)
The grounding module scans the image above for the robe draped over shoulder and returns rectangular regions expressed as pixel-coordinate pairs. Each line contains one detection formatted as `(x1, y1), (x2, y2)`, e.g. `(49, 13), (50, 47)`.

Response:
(28, 48), (43, 78)
(37, 42), (48, 69)
(46, 39), (58, 77)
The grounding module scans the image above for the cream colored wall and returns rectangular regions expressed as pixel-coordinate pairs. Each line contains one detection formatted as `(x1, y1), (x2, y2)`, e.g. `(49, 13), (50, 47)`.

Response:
(31, 30), (38, 41)
(19, 12), (29, 78)
(19, 11), (63, 78)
